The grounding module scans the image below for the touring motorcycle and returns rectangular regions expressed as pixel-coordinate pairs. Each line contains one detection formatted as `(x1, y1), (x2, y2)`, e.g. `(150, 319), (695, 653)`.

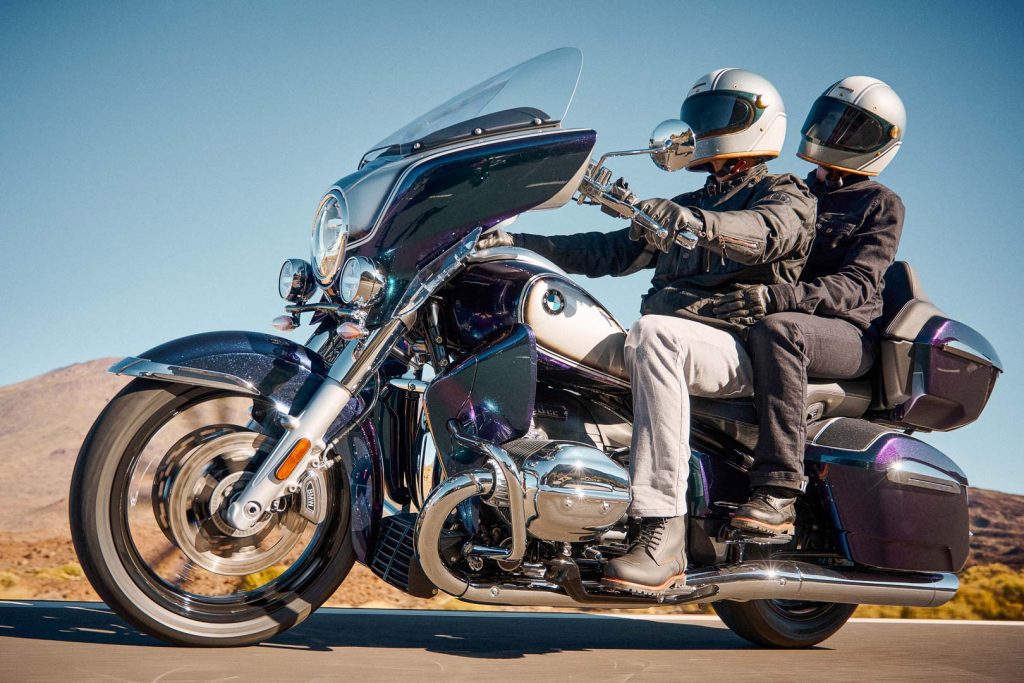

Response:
(71, 49), (1002, 648)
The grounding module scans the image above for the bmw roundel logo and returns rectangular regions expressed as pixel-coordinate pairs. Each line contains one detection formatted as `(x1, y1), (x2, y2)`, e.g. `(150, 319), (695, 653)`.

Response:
(542, 289), (566, 315)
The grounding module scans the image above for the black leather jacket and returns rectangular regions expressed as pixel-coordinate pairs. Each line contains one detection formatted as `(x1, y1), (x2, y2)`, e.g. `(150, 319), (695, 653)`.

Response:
(514, 164), (817, 335)
(767, 173), (904, 332)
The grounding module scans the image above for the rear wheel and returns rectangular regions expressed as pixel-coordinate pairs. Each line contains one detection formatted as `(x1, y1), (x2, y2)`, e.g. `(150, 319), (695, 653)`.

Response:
(70, 379), (354, 647)
(713, 599), (856, 648)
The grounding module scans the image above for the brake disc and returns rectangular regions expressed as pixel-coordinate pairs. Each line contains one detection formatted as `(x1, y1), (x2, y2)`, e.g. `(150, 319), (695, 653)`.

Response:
(151, 429), (309, 576)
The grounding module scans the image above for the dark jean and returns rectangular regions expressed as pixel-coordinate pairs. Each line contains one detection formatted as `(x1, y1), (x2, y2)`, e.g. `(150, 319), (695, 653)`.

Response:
(746, 312), (877, 492)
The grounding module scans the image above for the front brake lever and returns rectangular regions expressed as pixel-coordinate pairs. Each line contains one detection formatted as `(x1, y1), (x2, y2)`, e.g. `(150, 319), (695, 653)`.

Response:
(577, 168), (698, 249)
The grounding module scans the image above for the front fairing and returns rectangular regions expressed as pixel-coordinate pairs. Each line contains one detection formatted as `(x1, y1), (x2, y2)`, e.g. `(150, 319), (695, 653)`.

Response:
(338, 128), (596, 325)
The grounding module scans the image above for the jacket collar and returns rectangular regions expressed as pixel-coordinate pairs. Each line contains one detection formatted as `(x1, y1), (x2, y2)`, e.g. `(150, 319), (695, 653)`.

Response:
(806, 170), (871, 197)
(703, 163), (768, 197)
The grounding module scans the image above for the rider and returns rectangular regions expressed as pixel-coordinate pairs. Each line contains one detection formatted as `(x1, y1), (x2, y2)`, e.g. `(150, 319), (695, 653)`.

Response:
(479, 69), (816, 594)
(712, 77), (907, 537)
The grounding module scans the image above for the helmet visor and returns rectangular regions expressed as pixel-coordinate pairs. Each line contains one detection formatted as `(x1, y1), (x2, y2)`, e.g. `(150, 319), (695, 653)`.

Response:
(802, 97), (889, 153)
(681, 91), (756, 138)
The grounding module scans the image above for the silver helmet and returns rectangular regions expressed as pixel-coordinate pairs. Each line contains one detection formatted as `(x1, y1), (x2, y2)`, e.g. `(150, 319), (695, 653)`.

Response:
(798, 76), (906, 176)
(679, 68), (787, 172)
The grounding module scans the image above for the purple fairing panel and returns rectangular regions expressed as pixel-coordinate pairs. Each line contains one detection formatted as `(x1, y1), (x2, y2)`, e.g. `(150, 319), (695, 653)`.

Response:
(806, 432), (970, 572)
(891, 316), (1002, 432)
(340, 420), (384, 564)
(447, 259), (628, 392)
(424, 324), (538, 475)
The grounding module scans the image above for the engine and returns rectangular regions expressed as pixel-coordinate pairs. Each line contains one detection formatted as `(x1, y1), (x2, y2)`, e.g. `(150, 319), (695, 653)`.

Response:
(487, 439), (630, 542)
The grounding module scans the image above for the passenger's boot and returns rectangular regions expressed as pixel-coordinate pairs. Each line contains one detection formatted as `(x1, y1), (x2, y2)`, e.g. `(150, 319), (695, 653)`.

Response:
(731, 487), (798, 536)
(602, 516), (687, 595)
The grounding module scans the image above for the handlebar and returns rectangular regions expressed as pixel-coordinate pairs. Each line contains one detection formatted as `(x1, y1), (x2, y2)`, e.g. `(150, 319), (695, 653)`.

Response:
(576, 162), (699, 249)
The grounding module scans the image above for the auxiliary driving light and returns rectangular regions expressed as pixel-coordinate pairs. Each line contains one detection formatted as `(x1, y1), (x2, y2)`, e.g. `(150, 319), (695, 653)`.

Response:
(278, 258), (317, 303)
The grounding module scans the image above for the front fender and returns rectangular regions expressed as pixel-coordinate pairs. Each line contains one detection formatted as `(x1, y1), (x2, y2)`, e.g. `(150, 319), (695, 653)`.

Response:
(110, 330), (383, 562)
(110, 330), (330, 412)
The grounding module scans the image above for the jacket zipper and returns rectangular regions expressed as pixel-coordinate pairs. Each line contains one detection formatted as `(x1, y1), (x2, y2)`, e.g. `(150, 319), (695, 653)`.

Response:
(717, 234), (761, 251)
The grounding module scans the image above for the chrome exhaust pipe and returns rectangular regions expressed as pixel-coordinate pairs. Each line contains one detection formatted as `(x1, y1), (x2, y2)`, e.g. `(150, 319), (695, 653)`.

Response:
(415, 469), (959, 609)
(685, 562), (958, 608)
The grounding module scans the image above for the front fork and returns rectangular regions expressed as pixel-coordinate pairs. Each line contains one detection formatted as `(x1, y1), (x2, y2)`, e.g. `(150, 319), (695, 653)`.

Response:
(224, 228), (481, 531)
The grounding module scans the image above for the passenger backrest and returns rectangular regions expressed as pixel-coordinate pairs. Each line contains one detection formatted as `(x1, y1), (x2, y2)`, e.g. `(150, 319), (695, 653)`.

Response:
(877, 261), (945, 342)
(875, 261), (943, 410)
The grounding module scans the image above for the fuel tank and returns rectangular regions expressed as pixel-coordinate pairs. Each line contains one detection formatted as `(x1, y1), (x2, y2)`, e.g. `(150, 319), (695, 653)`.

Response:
(447, 248), (629, 391)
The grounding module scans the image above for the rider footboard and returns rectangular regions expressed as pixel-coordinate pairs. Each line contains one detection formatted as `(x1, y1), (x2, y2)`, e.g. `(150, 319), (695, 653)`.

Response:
(805, 418), (970, 573)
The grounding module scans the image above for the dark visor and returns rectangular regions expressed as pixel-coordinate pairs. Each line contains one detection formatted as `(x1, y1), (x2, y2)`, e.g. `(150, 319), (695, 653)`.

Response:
(681, 91), (756, 138)
(801, 97), (889, 153)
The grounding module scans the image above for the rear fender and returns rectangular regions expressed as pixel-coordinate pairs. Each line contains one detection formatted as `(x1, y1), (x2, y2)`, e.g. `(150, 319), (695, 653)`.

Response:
(110, 330), (383, 564)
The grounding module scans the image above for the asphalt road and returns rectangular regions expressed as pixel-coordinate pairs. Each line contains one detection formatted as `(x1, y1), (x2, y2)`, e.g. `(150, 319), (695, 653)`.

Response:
(0, 602), (1021, 682)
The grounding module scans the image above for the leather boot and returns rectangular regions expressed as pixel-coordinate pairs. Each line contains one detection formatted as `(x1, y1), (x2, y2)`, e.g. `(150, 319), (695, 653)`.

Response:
(602, 516), (687, 594)
(731, 487), (798, 536)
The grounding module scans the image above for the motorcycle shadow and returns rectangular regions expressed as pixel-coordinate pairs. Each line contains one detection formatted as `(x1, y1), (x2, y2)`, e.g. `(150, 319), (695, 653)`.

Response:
(0, 601), (815, 657)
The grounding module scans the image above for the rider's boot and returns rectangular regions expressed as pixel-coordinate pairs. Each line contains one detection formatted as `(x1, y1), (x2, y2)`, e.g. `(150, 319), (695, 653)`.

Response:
(602, 515), (687, 595)
(730, 487), (797, 537)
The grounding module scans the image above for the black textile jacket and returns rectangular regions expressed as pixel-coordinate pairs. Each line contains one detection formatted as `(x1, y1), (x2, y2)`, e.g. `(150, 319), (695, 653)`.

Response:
(767, 172), (905, 332)
(514, 163), (817, 336)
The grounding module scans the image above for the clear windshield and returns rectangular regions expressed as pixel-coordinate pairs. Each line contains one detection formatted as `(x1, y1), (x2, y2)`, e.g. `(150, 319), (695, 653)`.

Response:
(364, 48), (582, 161)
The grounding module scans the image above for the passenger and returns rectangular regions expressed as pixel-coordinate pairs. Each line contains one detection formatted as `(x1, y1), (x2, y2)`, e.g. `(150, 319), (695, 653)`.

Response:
(477, 69), (816, 594)
(713, 77), (907, 537)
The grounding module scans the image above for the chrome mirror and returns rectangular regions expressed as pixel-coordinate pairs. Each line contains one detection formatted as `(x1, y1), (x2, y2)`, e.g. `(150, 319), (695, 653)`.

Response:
(649, 119), (694, 172)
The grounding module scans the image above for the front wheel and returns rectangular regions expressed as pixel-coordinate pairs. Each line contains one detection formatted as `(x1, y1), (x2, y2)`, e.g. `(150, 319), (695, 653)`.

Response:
(70, 379), (354, 647)
(713, 599), (856, 648)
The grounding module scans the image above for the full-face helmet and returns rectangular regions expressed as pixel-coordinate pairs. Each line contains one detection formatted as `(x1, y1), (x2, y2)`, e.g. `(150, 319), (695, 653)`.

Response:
(680, 68), (787, 172)
(798, 76), (906, 176)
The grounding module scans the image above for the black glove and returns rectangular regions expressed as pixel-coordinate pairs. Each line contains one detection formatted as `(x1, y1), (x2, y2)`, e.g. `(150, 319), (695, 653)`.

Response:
(630, 198), (703, 253)
(476, 227), (516, 251)
(712, 285), (775, 325)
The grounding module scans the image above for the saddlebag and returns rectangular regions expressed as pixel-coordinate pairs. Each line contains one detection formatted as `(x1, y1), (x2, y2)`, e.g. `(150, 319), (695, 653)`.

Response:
(805, 418), (970, 572)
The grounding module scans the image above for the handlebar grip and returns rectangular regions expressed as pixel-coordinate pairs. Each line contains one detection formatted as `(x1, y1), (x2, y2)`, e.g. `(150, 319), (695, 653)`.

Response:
(633, 211), (699, 250)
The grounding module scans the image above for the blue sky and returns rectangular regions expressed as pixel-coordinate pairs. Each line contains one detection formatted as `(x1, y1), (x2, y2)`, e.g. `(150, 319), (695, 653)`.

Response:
(1, 1), (1022, 492)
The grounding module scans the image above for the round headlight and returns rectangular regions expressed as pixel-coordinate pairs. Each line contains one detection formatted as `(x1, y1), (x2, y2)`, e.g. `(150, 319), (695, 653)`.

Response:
(278, 258), (317, 303)
(339, 256), (387, 307)
(311, 188), (350, 285)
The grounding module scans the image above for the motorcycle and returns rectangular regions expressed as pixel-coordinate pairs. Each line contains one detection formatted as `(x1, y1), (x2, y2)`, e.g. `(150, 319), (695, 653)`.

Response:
(70, 48), (1002, 648)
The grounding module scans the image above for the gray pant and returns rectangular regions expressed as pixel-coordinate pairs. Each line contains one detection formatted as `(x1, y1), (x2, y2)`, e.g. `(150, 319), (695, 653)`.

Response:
(624, 315), (754, 517)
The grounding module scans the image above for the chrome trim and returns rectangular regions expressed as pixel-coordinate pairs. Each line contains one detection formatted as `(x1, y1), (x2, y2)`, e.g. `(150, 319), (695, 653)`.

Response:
(347, 128), (593, 252)
(886, 459), (963, 493)
(339, 255), (387, 307)
(109, 357), (259, 396)
(468, 246), (568, 276)
(278, 258), (317, 303)
(388, 378), (429, 394)
(448, 425), (527, 566)
(310, 188), (350, 286)
(412, 428), (440, 510)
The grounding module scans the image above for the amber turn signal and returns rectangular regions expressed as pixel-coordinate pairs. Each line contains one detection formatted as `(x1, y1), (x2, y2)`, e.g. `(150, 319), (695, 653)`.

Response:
(275, 438), (311, 481)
